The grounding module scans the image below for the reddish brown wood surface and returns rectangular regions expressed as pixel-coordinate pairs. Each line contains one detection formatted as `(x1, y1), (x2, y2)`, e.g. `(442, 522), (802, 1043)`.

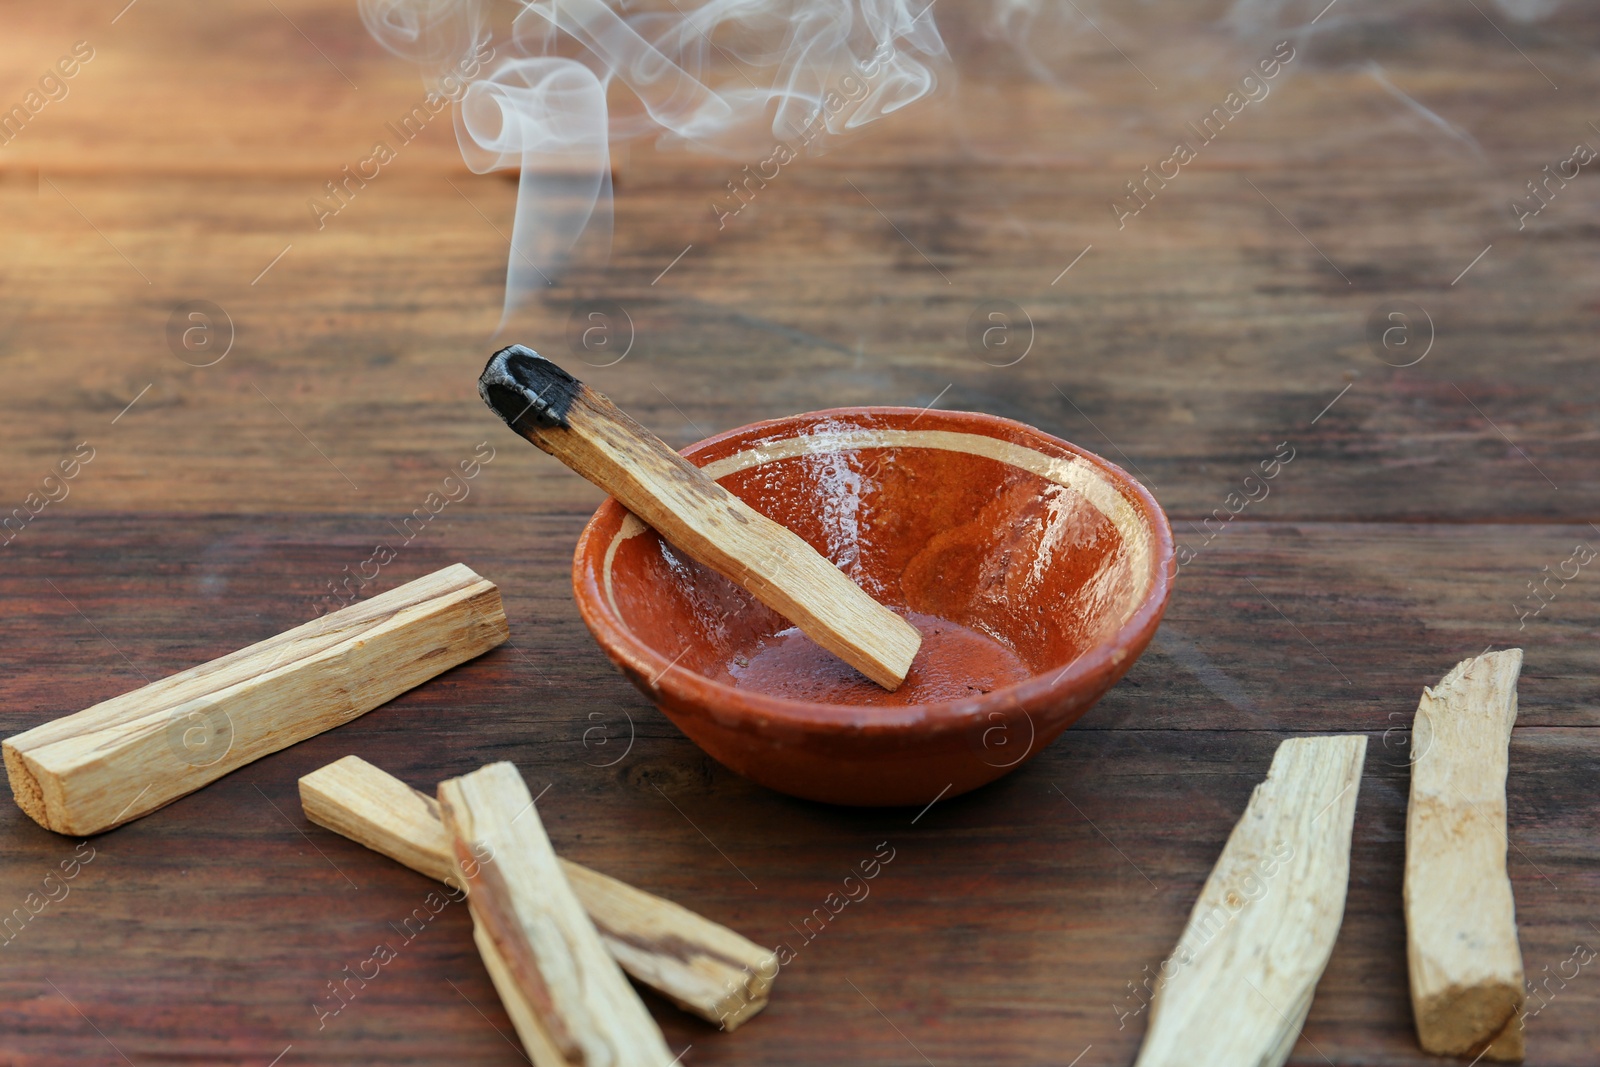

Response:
(2, 1), (1598, 1064)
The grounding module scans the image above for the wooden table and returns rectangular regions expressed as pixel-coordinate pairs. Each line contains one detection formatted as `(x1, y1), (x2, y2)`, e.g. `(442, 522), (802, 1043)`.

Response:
(2, 2), (1596, 1064)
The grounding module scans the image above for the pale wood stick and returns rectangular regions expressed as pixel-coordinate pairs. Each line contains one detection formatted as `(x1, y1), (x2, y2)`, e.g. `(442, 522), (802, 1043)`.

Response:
(478, 345), (921, 690)
(1405, 649), (1526, 1062)
(299, 755), (776, 1028)
(437, 762), (675, 1066)
(1134, 735), (1367, 1067)
(5, 564), (507, 836)
(470, 918), (565, 1062)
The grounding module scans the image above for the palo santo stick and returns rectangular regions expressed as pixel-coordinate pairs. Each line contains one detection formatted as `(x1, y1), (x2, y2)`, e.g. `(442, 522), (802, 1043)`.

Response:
(478, 344), (921, 690)
(1405, 649), (1527, 1062)
(4, 564), (507, 836)
(299, 755), (776, 1028)
(1134, 735), (1367, 1067)
(438, 762), (674, 1067)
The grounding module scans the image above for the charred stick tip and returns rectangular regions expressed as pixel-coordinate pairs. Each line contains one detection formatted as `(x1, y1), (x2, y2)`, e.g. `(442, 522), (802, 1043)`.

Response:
(479, 344), (584, 432)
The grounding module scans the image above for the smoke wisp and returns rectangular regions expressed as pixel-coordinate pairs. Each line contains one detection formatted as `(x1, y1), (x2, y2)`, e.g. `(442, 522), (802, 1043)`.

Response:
(360, 0), (948, 321)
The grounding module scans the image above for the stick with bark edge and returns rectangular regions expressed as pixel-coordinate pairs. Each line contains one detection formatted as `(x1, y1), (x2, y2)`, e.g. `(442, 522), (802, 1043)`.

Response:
(299, 755), (775, 1028)
(438, 761), (677, 1066)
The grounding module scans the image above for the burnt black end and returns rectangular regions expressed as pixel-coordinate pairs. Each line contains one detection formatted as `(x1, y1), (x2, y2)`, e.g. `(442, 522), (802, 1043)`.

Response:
(478, 345), (583, 432)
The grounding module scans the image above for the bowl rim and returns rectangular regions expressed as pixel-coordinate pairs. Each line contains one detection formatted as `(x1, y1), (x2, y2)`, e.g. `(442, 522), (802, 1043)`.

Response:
(571, 405), (1175, 735)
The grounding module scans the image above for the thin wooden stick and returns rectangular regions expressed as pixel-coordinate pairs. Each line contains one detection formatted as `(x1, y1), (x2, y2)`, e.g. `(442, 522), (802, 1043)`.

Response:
(299, 755), (776, 1028)
(1134, 735), (1367, 1067)
(437, 762), (675, 1066)
(5, 564), (507, 836)
(478, 344), (922, 690)
(1406, 649), (1526, 1061)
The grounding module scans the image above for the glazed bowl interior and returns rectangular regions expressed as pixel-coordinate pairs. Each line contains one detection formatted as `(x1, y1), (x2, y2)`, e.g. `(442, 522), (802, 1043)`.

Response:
(576, 407), (1171, 726)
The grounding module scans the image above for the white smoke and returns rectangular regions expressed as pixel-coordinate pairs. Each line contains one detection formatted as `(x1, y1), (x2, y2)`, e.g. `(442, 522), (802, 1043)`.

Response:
(1490, 0), (1565, 21)
(360, 0), (947, 321)
(1220, 0), (1569, 33)
(1364, 61), (1485, 162)
(978, 0), (1570, 166)
(363, 0), (1575, 323)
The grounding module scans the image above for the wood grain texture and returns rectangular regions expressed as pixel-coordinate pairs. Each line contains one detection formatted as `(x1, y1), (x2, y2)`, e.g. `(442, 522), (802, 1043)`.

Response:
(299, 754), (777, 1027)
(480, 346), (921, 689)
(4, 7), (1599, 525)
(1406, 650), (1527, 1061)
(1, 0), (1598, 1063)
(437, 761), (675, 1067)
(3, 564), (506, 835)
(0, 515), (1594, 1065)
(1134, 735), (1367, 1067)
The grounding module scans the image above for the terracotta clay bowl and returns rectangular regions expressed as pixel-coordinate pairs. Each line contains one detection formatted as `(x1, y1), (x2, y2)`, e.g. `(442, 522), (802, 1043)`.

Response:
(572, 406), (1174, 806)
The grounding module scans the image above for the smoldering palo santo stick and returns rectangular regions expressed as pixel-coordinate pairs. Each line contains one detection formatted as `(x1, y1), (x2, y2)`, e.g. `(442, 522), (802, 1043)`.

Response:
(437, 761), (673, 1066)
(477, 344), (921, 690)
(4, 564), (507, 836)
(298, 755), (776, 1029)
